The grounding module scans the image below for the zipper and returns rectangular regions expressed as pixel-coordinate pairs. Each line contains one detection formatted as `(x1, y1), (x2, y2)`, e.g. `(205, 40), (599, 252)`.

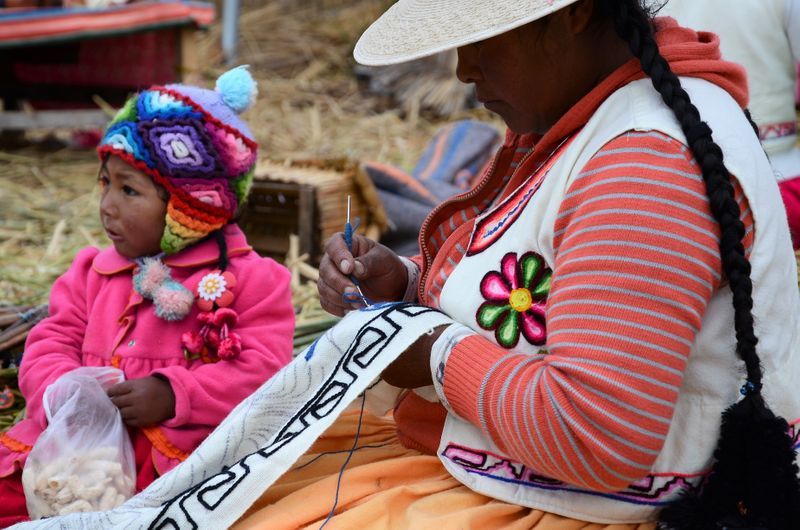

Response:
(417, 142), (536, 302)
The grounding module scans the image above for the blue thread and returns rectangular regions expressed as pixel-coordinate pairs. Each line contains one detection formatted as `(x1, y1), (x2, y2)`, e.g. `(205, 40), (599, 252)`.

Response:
(342, 206), (372, 307)
(304, 336), (321, 360)
(319, 393), (366, 529)
(740, 380), (756, 396)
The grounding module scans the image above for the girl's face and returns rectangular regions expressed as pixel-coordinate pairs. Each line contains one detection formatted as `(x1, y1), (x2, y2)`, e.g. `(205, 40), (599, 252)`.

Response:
(99, 156), (168, 258)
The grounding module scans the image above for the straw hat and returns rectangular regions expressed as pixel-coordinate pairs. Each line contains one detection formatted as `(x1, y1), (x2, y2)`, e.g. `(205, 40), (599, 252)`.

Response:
(354, 0), (582, 66)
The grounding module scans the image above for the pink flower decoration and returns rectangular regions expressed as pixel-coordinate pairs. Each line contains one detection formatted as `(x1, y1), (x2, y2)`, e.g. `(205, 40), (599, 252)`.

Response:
(476, 252), (551, 349)
(196, 270), (237, 311)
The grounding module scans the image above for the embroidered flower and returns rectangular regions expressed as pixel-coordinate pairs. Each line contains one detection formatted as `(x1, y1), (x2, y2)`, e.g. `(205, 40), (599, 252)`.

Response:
(476, 252), (551, 348)
(196, 270), (236, 311)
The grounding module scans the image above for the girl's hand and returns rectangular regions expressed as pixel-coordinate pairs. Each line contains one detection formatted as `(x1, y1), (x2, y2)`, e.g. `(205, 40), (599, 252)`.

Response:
(107, 376), (176, 427)
(381, 325), (448, 388)
(317, 233), (408, 316)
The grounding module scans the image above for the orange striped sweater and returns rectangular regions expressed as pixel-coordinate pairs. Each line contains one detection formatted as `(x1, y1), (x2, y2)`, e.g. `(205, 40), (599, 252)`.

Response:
(399, 130), (755, 492)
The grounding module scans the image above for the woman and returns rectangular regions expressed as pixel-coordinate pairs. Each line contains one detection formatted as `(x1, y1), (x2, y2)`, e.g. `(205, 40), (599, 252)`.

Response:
(241, 0), (800, 528)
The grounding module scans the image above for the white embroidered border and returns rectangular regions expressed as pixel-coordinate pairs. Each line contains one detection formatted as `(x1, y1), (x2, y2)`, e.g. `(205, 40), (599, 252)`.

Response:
(14, 303), (453, 530)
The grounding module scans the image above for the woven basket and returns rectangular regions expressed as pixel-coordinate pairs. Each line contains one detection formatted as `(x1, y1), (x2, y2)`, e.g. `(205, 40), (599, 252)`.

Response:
(240, 158), (388, 263)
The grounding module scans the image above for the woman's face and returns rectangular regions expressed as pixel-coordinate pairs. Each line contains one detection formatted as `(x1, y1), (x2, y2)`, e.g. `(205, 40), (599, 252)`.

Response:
(98, 156), (168, 258)
(456, 5), (609, 135)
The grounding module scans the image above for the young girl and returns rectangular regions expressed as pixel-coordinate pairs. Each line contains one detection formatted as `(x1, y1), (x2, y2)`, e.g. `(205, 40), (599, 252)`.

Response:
(0, 67), (295, 526)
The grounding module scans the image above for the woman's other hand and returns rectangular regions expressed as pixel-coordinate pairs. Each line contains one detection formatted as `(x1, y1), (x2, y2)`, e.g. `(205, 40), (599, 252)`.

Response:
(381, 325), (448, 388)
(317, 233), (408, 316)
(107, 375), (176, 427)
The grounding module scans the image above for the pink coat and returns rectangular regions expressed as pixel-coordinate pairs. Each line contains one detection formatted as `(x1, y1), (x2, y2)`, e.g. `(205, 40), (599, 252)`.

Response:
(0, 224), (294, 477)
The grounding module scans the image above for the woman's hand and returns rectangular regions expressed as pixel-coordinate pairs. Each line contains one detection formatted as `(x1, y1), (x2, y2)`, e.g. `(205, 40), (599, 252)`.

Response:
(381, 325), (448, 388)
(107, 375), (176, 427)
(317, 233), (408, 316)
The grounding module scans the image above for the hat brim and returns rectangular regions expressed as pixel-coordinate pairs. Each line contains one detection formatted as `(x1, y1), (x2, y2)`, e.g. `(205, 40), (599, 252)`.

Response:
(354, 0), (582, 66)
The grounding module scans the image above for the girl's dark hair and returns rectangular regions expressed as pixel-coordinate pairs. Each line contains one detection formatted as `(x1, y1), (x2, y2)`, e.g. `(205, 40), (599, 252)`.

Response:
(591, 0), (800, 527)
(214, 228), (229, 272)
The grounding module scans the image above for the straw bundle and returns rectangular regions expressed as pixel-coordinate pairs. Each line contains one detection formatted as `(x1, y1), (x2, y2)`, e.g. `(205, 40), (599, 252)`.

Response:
(199, 0), (499, 168)
(0, 150), (103, 306)
(355, 50), (476, 118)
(199, 0), (391, 78)
(0, 305), (47, 357)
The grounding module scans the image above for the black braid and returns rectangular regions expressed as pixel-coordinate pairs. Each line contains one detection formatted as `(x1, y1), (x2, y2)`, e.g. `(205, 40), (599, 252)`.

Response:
(215, 229), (228, 272)
(592, 1), (800, 527)
(596, 0), (761, 389)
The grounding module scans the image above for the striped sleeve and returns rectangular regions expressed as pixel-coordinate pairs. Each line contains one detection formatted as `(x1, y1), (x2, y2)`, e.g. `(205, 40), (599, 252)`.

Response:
(442, 131), (755, 491)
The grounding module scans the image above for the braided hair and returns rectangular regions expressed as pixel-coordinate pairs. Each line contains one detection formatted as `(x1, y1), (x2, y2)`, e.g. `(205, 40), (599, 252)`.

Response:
(214, 228), (229, 272)
(589, 1), (800, 527)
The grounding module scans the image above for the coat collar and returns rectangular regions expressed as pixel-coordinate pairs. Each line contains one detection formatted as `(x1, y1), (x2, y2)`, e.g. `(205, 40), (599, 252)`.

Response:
(92, 224), (252, 275)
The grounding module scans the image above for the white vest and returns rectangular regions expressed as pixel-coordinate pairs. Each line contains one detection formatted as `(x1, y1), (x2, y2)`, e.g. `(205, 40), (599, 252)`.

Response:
(660, 1), (800, 180)
(435, 78), (800, 523)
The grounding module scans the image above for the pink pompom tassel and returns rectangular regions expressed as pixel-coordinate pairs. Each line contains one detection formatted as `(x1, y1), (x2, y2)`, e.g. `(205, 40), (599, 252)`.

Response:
(154, 285), (195, 321)
(217, 333), (242, 360)
(136, 258), (171, 297)
(206, 329), (221, 349)
(181, 331), (204, 355)
(213, 307), (239, 328)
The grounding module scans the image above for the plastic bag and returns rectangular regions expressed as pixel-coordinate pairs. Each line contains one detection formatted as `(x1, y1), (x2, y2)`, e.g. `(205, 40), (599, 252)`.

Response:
(21, 367), (136, 519)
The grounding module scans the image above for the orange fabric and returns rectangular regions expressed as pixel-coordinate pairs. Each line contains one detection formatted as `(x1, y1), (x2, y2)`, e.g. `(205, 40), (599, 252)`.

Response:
(393, 391), (446, 455)
(0, 433), (32, 454)
(502, 17), (747, 201)
(232, 410), (656, 530)
(141, 426), (190, 462)
(418, 17), (748, 284)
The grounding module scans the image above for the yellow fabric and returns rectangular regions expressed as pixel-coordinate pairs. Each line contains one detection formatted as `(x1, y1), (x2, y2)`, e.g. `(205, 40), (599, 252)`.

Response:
(233, 409), (657, 530)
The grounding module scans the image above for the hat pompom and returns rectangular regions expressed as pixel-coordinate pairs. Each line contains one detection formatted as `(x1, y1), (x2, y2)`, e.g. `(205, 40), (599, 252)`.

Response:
(153, 280), (195, 321)
(215, 66), (258, 114)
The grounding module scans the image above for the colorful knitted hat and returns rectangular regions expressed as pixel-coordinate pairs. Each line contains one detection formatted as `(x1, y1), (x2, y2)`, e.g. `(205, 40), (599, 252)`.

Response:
(98, 66), (259, 254)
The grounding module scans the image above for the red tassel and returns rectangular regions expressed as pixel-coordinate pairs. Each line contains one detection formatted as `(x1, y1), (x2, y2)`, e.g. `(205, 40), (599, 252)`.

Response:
(206, 329), (220, 349)
(197, 311), (215, 325)
(212, 307), (239, 328)
(217, 333), (242, 360)
(181, 331), (204, 355)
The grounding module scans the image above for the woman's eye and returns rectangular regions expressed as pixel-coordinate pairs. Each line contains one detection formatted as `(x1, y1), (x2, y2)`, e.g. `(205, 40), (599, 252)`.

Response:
(122, 185), (139, 196)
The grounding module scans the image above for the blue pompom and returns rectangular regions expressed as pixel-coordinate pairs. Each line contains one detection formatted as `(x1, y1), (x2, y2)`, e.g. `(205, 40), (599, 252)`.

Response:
(215, 65), (258, 114)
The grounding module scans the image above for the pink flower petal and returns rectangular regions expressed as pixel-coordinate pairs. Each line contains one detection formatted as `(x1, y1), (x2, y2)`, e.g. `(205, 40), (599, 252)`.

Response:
(520, 306), (547, 345)
(197, 298), (213, 312)
(501, 253), (519, 290)
(217, 290), (235, 307)
(222, 271), (237, 289)
(480, 271), (511, 301)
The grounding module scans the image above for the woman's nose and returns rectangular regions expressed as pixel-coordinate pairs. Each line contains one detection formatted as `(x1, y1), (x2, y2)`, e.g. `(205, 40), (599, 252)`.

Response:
(456, 46), (481, 84)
